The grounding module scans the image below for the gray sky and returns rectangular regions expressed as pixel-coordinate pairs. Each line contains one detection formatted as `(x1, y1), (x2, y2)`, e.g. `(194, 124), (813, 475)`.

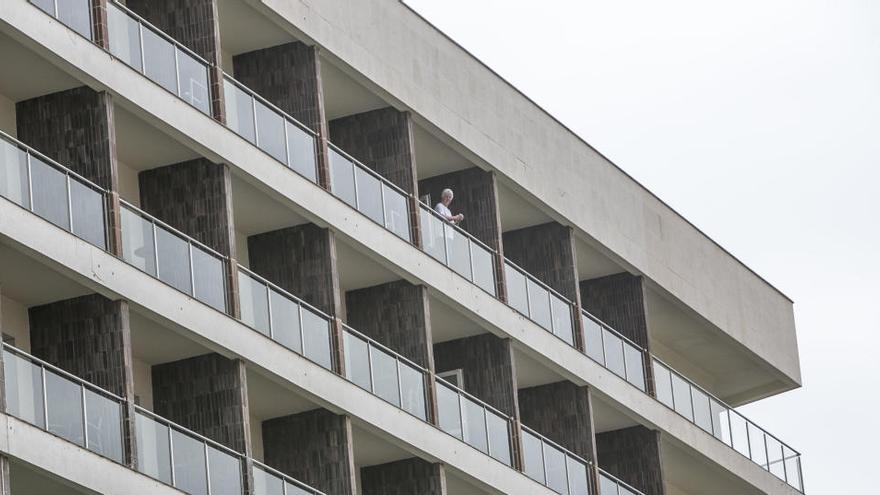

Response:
(405, 0), (879, 492)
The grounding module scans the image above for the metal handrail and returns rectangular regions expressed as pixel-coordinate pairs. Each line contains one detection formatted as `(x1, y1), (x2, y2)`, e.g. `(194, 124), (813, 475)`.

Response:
(237, 264), (333, 321)
(340, 323), (428, 374)
(0, 129), (108, 194)
(434, 375), (513, 421)
(108, 0), (212, 67)
(133, 404), (246, 461)
(118, 199), (228, 261)
(252, 459), (327, 495)
(327, 142), (412, 199)
(580, 308), (647, 354)
(504, 257), (577, 308)
(520, 423), (592, 468)
(417, 199), (497, 254)
(222, 73), (318, 138)
(597, 467), (646, 495)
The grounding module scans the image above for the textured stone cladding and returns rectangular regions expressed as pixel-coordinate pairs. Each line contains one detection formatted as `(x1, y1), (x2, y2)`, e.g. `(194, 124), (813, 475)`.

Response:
(360, 458), (446, 495)
(28, 294), (133, 398)
(345, 280), (434, 369)
(262, 409), (356, 495)
(518, 381), (596, 462)
(329, 108), (418, 195)
(247, 224), (342, 315)
(417, 167), (502, 251)
(579, 273), (651, 349)
(138, 158), (236, 257)
(16, 86), (118, 190)
(151, 354), (250, 453)
(596, 426), (666, 495)
(502, 222), (581, 303)
(433, 334), (519, 417)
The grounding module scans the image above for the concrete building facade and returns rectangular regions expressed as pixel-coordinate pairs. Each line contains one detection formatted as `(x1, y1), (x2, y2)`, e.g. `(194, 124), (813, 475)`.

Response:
(0, 1), (803, 494)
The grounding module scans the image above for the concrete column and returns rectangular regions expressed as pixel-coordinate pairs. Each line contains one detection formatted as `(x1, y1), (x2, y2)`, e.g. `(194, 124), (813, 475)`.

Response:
(433, 334), (519, 418)
(262, 409), (357, 495)
(151, 354), (252, 454)
(418, 168), (506, 298)
(232, 42), (331, 188)
(361, 458), (446, 495)
(345, 281), (434, 370)
(518, 381), (597, 462)
(596, 426), (666, 495)
(0, 455), (8, 495)
(91, 0), (110, 49)
(124, 0), (226, 121)
(247, 224), (342, 316)
(15, 86), (122, 254)
(27, 294), (138, 467)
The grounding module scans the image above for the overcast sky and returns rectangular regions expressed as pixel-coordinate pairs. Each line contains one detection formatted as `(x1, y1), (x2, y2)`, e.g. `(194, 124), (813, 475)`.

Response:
(405, 1), (879, 492)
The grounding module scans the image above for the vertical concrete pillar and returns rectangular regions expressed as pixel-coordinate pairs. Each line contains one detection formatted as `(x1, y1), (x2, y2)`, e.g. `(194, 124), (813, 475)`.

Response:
(151, 354), (252, 454)
(329, 108), (421, 244)
(138, 158), (239, 316)
(361, 458), (446, 495)
(91, 0), (110, 49)
(518, 381), (597, 462)
(124, 0), (226, 122)
(579, 273), (654, 392)
(0, 455), (8, 495)
(262, 409), (357, 495)
(345, 281), (434, 370)
(418, 168), (506, 298)
(503, 222), (584, 349)
(247, 225), (342, 316)
(15, 86), (122, 255)
(27, 294), (138, 467)
(596, 426), (666, 495)
(232, 42), (331, 188)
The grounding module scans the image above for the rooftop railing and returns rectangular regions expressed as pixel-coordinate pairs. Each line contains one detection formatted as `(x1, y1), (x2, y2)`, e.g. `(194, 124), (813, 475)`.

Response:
(504, 260), (576, 346)
(597, 468), (646, 495)
(434, 377), (513, 466)
(223, 75), (319, 183)
(520, 425), (593, 495)
(119, 200), (228, 313)
(580, 310), (647, 392)
(106, 1), (212, 115)
(0, 130), (108, 250)
(652, 357), (803, 491)
(419, 202), (497, 296)
(237, 266), (335, 371)
(328, 144), (412, 242)
(30, 0), (93, 40)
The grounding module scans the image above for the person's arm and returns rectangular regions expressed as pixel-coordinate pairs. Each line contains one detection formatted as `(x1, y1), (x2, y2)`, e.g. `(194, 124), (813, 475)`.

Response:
(434, 203), (458, 222)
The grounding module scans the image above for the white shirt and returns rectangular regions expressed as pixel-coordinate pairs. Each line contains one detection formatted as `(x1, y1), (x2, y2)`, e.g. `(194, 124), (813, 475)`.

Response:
(434, 202), (453, 220)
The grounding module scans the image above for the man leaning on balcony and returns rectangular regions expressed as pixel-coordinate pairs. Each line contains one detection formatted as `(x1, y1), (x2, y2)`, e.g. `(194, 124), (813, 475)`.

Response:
(434, 188), (464, 224)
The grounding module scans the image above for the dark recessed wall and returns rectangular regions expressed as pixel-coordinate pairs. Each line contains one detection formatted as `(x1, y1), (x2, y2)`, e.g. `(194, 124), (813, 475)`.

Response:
(360, 458), (446, 495)
(518, 381), (596, 462)
(503, 222), (581, 303)
(580, 273), (650, 349)
(596, 426), (666, 495)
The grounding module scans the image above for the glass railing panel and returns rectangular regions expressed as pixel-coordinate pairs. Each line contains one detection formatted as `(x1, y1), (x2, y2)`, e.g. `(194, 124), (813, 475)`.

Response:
(522, 425), (594, 495)
(747, 422), (768, 467)
(728, 410), (750, 457)
(670, 372), (694, 421)
(238, 270), (271, 335)
(766, 435), (785, 480)
(343, 330), (372, 390)
(690, 387), (712, 434)
(526, 279), (552, 330)
(419, 206), (447, 262)
(436, 381), (463, 438)
(485, 412), (511, 465)
(30, 0), (93, 39)
(207, 444), (243, 495)
(470, 242), (497, 296)
(598, 473), (618, 495)
(269, 289), (302, 352)
(191, 245), (226, 312)
(171, 428), (209, 495)
(461, 396), (489, 454)
(223, 79), (257, 143)
(370, 346), (401, 407)
(504, 262), (530, 315)
(3, 350), (46, 428)
(254, 99), (287, 163)
(566, 456), (590, 495)
(121, 206), (157, 274)
(0, 138), (30, 209)
(549, 294), (574, 345)
(69, 179), (107, 250)
(177, 51), (211, 114)
(652, 360), (673, 407)
(141, 26), (178, 94)
(382, 184), (411, 241)
(783, 445), (802, 490)
(155, 227), (193, 294)
(521, 429), (545, 484)
(329, 149), (357, 208)
(286, 121), (318, 182)
(399, 361), (427, 421)
(107, 3), (143, 71)
(253, 465), (284, 495)
(44, 368), (85, 447)
(602, 331), (626, 378)
(31, 0), (55, 17)
(301, 308), (333, 370)
(354, 166), (384, 224)
(543, 441), (569, 494)
(582, 314), (605, 364)
(30, 155), (70, 230)
(135, 412), (173, 484)
(445, 223), (472, 279)
(84, 388), (124, 463)
(622, 343), (646, 391)
(709, 398), (728, 442)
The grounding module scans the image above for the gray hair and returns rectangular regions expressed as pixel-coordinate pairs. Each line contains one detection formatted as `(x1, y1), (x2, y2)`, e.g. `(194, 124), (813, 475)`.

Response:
(441, 188), (454, 200)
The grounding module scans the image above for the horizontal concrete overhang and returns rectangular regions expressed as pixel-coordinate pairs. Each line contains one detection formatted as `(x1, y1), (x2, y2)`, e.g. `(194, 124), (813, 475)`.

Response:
(0, 413), (182, 494)
(245, 0), (802, 390)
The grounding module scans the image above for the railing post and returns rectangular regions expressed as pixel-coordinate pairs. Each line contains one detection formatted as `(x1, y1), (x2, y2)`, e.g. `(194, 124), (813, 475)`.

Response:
(408, 195), (422, 248)
(123, 399), (139, 470)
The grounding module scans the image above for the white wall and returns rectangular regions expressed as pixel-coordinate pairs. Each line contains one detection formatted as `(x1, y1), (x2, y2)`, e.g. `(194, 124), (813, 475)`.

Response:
(0, 294), (30, 351)
(249, 415), (264, 461)
(132, 357), (153, 409)
(117, 159), (140, 206)
(0, 92), (16, 137)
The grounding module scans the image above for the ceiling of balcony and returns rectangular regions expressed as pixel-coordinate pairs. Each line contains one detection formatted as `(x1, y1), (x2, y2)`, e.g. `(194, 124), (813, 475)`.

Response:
(0, 31), (79, 104)
(0, 243), (90, 307)
(10, 460), (89, 495)
(217, 0), (292, 62)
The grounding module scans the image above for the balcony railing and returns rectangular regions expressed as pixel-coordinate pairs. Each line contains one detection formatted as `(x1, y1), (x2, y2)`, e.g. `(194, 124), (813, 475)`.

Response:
(435, 377), (513, 466)
(106, 1), (212, 115)
(419, 202), (497, 296)
(504, 260), (576, 346)
(223, 75), (319, 183)
(597, 468), (645, 495)
(237, 266), (334, 371)
(30, 0), (93, 40)
(119, 201), (228, 313)
(253, 460), (327, 495)
(340, 325), (428, 421)
(652, 358), (803, 491)
(0, 130), (108, 250)
(520, 425), (593, 495)
(3, 345), (125, 463)
(580, 310), (647, 392)
(327, 144), (412, 242)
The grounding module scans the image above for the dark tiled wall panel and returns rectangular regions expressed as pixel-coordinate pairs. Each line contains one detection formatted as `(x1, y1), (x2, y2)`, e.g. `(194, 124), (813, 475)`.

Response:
(360, 458), (446, 495)
(596, 426), (666, 495)
(16, 86), (118, 190)
(138, 158), (236, 256)
(418, 167), (503, 251)
(124, 0), (221, 64)
(345, 280), (434, 369)
(247, 224), (342, 315)
(579, 273), (650, 348)
(262, 409), (356, 495)
(502, 222), (581, 302)
(151, 354), (250, 453)
(29, 294), (133, 398)
(518, 381), (596, 462)
(329, 108), (418, 195)
(433, 334), (518, 417)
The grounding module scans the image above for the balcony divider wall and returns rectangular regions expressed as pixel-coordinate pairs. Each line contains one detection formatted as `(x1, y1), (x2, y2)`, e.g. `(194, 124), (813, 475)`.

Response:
(595, 426), (666, 495)
(360, 458), (447, 495)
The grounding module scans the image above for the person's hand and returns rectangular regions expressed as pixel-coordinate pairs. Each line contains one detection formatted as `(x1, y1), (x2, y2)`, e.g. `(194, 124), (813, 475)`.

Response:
(455, 213), (464, 222)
